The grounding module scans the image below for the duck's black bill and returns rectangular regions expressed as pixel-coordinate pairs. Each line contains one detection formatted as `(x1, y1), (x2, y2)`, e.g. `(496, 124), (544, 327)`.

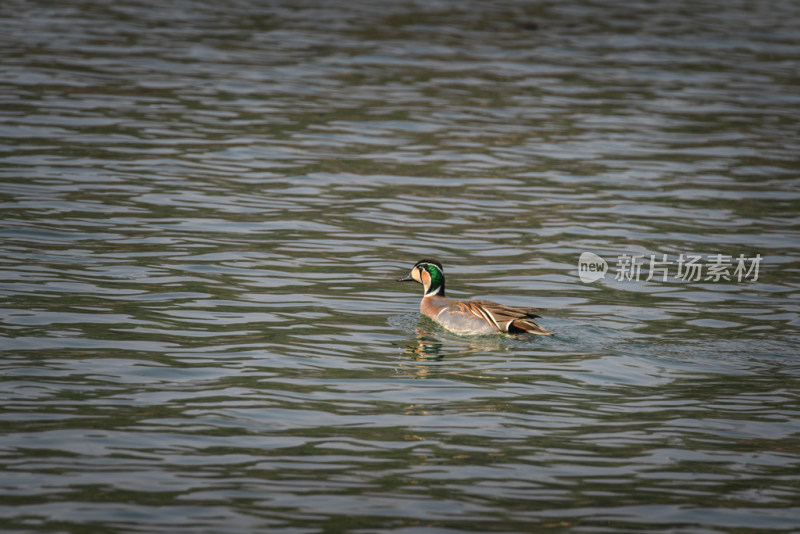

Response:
(396, 274), (414, 282)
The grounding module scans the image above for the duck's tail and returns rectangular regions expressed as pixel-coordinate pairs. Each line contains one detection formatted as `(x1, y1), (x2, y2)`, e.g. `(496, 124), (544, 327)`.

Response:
(508, 317), (553, 335)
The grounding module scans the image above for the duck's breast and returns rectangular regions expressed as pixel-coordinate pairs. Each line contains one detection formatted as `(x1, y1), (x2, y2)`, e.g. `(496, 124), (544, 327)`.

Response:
(420, 296), (449, 320)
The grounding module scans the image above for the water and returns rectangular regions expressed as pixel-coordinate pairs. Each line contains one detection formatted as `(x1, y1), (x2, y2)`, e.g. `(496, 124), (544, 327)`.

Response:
(2, 0), (799, 532)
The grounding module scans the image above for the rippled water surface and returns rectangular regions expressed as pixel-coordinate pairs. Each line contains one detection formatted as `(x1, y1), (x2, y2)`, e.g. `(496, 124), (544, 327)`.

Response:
(2, 0), (800, 532)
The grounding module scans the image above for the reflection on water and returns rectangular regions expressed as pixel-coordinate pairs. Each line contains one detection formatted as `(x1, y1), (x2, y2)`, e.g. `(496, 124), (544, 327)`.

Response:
(2, 0), (800, 532)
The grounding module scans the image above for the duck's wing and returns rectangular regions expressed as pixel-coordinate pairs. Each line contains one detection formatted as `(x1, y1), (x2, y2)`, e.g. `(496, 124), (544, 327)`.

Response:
(464, 300), (552, 335)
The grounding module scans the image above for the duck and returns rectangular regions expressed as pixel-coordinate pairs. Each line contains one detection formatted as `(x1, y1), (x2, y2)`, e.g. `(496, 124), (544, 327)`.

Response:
(396, 259), (552, 336)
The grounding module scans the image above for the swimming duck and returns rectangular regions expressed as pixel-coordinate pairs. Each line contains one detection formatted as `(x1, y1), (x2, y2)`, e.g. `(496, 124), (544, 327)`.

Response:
(396, 259), (552, 335)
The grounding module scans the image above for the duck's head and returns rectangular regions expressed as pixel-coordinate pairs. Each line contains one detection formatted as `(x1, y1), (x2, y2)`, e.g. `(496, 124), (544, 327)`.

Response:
(396, 259), (446, 297)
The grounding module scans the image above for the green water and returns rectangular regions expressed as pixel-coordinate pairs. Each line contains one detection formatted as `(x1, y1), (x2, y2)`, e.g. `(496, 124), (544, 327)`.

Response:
(1, 0), (799, 532)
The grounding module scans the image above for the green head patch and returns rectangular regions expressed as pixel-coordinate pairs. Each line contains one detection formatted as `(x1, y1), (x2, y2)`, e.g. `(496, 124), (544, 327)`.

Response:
(415, 259), (445, 297)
